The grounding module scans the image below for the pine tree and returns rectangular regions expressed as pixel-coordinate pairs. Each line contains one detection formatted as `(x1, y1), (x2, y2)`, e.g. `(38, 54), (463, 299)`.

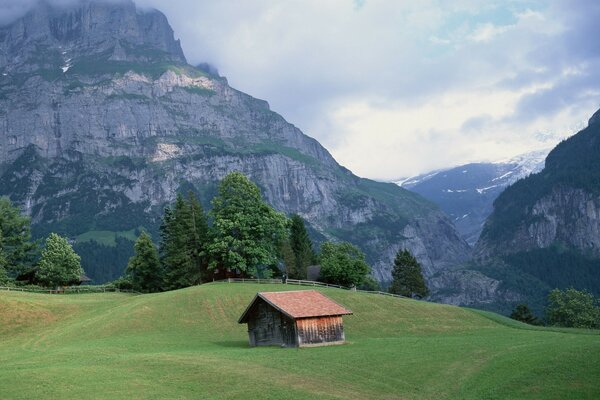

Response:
(127, 231), (162, 293)
(36, 233), (83, 288)
(187, 192), (210, 281)
(0, 230), (7, 283)
(287, 214), (315, 279)
(389, 249), (429, 298)
(0, 197), (37, 276)
(159, 192), (211, 290)
(161, 194), (197, 289)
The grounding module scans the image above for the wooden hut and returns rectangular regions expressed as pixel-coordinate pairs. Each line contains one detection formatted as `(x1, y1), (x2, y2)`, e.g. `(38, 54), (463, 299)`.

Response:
(238, 290), (353, 348)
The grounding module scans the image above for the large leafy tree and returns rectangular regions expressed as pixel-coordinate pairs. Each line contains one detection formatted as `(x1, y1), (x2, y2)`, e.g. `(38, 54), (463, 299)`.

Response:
(160, 192), (210, 289)
(207, 172), (288, 277)
(389, 249), (429, 298)
(319, 241), (370, 287)
(36, 233), (83, 288)
(127, 231), (162, 293)
(0, 197), (36, 276)
(546, 288), (600, 329)
(286, 214), (315, 279)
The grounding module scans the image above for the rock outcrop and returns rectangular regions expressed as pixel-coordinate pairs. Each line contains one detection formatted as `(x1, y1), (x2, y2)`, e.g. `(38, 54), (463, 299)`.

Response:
(0, 1), (470, 283)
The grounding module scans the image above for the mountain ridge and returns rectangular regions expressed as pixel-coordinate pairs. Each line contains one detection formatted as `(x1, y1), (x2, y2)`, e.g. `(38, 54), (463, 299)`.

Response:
(394, 149), (548, 245)
(0, 0), (470, 284)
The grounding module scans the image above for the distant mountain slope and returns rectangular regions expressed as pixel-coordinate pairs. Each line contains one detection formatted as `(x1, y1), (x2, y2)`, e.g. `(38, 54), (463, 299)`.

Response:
(430, 109), (600, 314)
(395, 150), (547, 245)
(0, 0), (469, 283)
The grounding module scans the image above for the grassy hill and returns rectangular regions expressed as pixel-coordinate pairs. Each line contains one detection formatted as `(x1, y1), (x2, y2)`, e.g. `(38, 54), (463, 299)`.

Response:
(1, 283), (599, 399)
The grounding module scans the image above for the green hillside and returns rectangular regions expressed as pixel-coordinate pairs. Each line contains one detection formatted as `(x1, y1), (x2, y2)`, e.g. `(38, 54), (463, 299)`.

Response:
(1, 283), (599, 399)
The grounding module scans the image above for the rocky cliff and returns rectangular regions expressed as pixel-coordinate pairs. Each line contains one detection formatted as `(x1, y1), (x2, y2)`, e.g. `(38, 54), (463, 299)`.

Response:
(0, 0), (470, 283)
(476, 111), (600, 259)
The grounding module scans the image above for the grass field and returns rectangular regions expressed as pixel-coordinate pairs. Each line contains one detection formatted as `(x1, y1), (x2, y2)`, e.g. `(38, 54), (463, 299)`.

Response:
(75, 229), (139, 246)
(0, 283), (599, 399)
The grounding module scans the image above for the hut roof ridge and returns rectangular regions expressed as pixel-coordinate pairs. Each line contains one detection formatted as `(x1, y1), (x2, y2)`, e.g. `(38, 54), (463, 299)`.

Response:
(238, 289), (352, 323)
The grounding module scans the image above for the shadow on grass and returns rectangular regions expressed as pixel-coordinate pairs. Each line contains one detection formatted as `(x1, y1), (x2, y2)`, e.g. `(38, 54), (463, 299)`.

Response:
(212, 340), (250, 348)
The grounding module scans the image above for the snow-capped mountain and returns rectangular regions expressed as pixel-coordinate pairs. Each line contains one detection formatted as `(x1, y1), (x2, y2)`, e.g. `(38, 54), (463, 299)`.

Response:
(394, 149), (549, 245)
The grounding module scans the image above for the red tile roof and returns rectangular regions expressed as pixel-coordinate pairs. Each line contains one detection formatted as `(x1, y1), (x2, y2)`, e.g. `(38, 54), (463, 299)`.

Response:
(238, 290), (352, 323)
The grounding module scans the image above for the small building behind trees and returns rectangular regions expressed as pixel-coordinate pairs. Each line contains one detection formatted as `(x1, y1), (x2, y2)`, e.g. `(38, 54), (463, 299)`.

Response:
(238, 290), (352, 348)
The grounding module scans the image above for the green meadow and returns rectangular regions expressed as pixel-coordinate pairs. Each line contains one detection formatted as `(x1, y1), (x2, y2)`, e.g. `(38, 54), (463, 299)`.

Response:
(0, 283), (599, 399)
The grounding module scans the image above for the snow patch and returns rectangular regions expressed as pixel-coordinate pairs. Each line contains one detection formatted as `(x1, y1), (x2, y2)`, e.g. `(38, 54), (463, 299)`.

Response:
(476, 185), (500, 194)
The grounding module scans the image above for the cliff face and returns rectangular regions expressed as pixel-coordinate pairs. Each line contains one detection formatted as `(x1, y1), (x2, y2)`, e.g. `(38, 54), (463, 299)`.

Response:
(476, 111), (600, 259)
(476, 187), (600, 259)
(0, 1), (470, 283)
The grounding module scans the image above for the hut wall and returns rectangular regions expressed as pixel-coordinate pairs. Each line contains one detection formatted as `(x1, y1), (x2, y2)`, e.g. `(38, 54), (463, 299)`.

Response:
(247, 299), (297, 347)
(295, 316), (345, 346)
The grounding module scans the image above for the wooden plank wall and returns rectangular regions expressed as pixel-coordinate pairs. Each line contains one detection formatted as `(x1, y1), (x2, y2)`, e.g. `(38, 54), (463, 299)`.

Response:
(296, 316), (345, 346)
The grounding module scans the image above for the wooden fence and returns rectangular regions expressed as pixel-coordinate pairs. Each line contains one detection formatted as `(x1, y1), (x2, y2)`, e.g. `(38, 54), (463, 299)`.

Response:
(0, 286), (140, 295)
(0, 279), (410, 300)
(215, 278), (409, 299)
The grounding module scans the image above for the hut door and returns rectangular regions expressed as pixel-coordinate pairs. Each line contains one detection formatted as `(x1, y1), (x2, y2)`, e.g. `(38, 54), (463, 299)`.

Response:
(280, 318), (296, 347)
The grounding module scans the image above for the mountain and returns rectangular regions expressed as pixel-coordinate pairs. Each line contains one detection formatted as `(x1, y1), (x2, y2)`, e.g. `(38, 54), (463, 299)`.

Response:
(430, 110), (600, 314)
(0, 0), (470, 284)
(395, 150), (548, 245)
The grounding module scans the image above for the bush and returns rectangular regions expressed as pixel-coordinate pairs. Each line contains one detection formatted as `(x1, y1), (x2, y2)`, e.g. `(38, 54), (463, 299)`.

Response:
(546, 288), (600, 329)
(510, 304), (540, 325)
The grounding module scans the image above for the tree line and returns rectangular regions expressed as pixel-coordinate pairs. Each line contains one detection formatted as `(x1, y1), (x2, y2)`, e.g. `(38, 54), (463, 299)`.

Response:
(510, 288), (600, 329)
(122, 172), (379, 292)
(0, 172), (431, 296)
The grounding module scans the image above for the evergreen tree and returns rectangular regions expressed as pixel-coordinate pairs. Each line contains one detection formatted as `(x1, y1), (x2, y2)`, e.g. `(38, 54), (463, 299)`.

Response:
(36, 233), (83, 288)
(187, 191), (210, 281)
(161, 194), (197, 289)
(287, 214), (315, 279)
(207, 172), (288, 277)
(510, 304), (540, 325)
(127, 231), (162, 293)
(280, 239), (296, 278)
(0, 230), (7, 283)
(389, 249), (429, 298)
(319, 241), (370, 287)
(159, 192), (211, 290)
(0, 197), (36, 276)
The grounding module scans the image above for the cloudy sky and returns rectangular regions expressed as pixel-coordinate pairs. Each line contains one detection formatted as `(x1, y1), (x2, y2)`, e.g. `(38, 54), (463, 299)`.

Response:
(2, 0), (599, 180)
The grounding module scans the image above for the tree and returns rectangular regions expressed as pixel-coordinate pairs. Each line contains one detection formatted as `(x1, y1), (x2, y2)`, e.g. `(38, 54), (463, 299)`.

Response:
(286, 214), (315, 279)
(389, 249), (429, 298)
(36, 233), (83, 288)
(0, 230), (8, 284)
(160, 193), (209, 290)
(126, 231), (163, 293)
(546, 288), (600, 329)
(187, 191), (210, 282)
(510, 304), (540, 325)
(207, 172), (288, 277)
(319, 241), (370, 287)
(0, 197), (36, 276)
(0, 231), (7, 283)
